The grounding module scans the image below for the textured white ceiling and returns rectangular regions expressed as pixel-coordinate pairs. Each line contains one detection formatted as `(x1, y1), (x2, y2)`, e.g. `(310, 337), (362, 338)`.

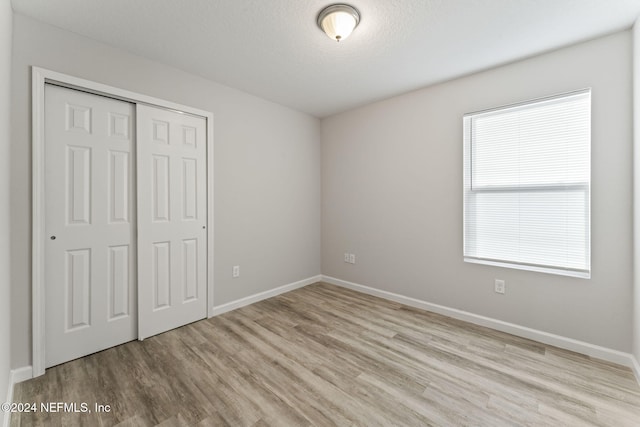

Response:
(11, 0), (640, 117)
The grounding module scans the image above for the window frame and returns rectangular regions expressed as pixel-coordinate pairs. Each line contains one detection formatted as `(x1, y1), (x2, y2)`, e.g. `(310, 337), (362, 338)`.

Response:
(463, 89), (591, 278)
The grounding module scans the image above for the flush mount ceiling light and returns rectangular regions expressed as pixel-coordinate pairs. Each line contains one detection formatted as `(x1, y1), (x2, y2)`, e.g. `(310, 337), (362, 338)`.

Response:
(317, 4), (360, 42)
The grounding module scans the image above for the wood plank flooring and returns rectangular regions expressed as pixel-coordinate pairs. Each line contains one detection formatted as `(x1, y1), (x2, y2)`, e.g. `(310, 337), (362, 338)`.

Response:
(11, 282), (640, 426)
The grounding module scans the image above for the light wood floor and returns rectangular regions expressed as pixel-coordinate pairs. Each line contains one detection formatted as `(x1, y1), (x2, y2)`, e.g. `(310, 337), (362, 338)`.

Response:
(12, 282), (640, 426)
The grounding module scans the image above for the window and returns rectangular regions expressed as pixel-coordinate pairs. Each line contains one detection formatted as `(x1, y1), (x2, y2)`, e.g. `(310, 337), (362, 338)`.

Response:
(463, 89), (591, 278)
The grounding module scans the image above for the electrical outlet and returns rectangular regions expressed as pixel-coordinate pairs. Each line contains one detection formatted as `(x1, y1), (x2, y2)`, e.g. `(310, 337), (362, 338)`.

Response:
(232, 265), (240, 278)
(494, 279), (505, 294)
(344, 253), (350, 262)
(349, 254), (356, 264)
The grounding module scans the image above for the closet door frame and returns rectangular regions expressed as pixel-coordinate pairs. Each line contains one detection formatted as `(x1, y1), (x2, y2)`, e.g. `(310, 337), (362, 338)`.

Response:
(31, 67), (215, 377)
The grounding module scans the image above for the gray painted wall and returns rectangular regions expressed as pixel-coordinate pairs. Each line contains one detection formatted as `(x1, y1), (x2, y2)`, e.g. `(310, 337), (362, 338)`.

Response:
(10, 14), (321, 369)
(0, 0), (12, 408)
(322, 31), (633, 352)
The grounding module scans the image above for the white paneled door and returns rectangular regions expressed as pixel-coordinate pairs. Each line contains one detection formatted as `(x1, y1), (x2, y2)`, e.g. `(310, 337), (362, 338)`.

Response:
(44, 85), (137, 367)
(136, 104), (207, 340)
(44, 85), (209, 368)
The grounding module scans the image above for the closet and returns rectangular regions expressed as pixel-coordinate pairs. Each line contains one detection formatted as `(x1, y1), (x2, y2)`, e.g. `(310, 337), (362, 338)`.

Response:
(43, 84), (208, 368)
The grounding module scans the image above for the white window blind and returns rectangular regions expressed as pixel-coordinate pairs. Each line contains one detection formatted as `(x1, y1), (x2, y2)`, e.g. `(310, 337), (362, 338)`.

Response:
(463, 89), (591, 278)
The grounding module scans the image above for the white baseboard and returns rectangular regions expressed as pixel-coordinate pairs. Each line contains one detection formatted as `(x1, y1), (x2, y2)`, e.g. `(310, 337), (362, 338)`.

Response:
(322, 275), (639, 380)
(3, 366), (33, 427)
(211, 275), (322, 317)
(10, 366), (32, 386)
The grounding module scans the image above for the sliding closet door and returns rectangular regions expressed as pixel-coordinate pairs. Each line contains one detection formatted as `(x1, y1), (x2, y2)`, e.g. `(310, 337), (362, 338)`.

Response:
(137, 104), (207, 339)
(44, 85), (137, 367)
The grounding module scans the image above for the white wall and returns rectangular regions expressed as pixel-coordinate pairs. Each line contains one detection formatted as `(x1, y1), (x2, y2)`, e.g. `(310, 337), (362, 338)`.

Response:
(322, 31), (633, 352)
(0, 0), (12, 410)
(633, 18), (640, 367)
(10, 14), (321, 369)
